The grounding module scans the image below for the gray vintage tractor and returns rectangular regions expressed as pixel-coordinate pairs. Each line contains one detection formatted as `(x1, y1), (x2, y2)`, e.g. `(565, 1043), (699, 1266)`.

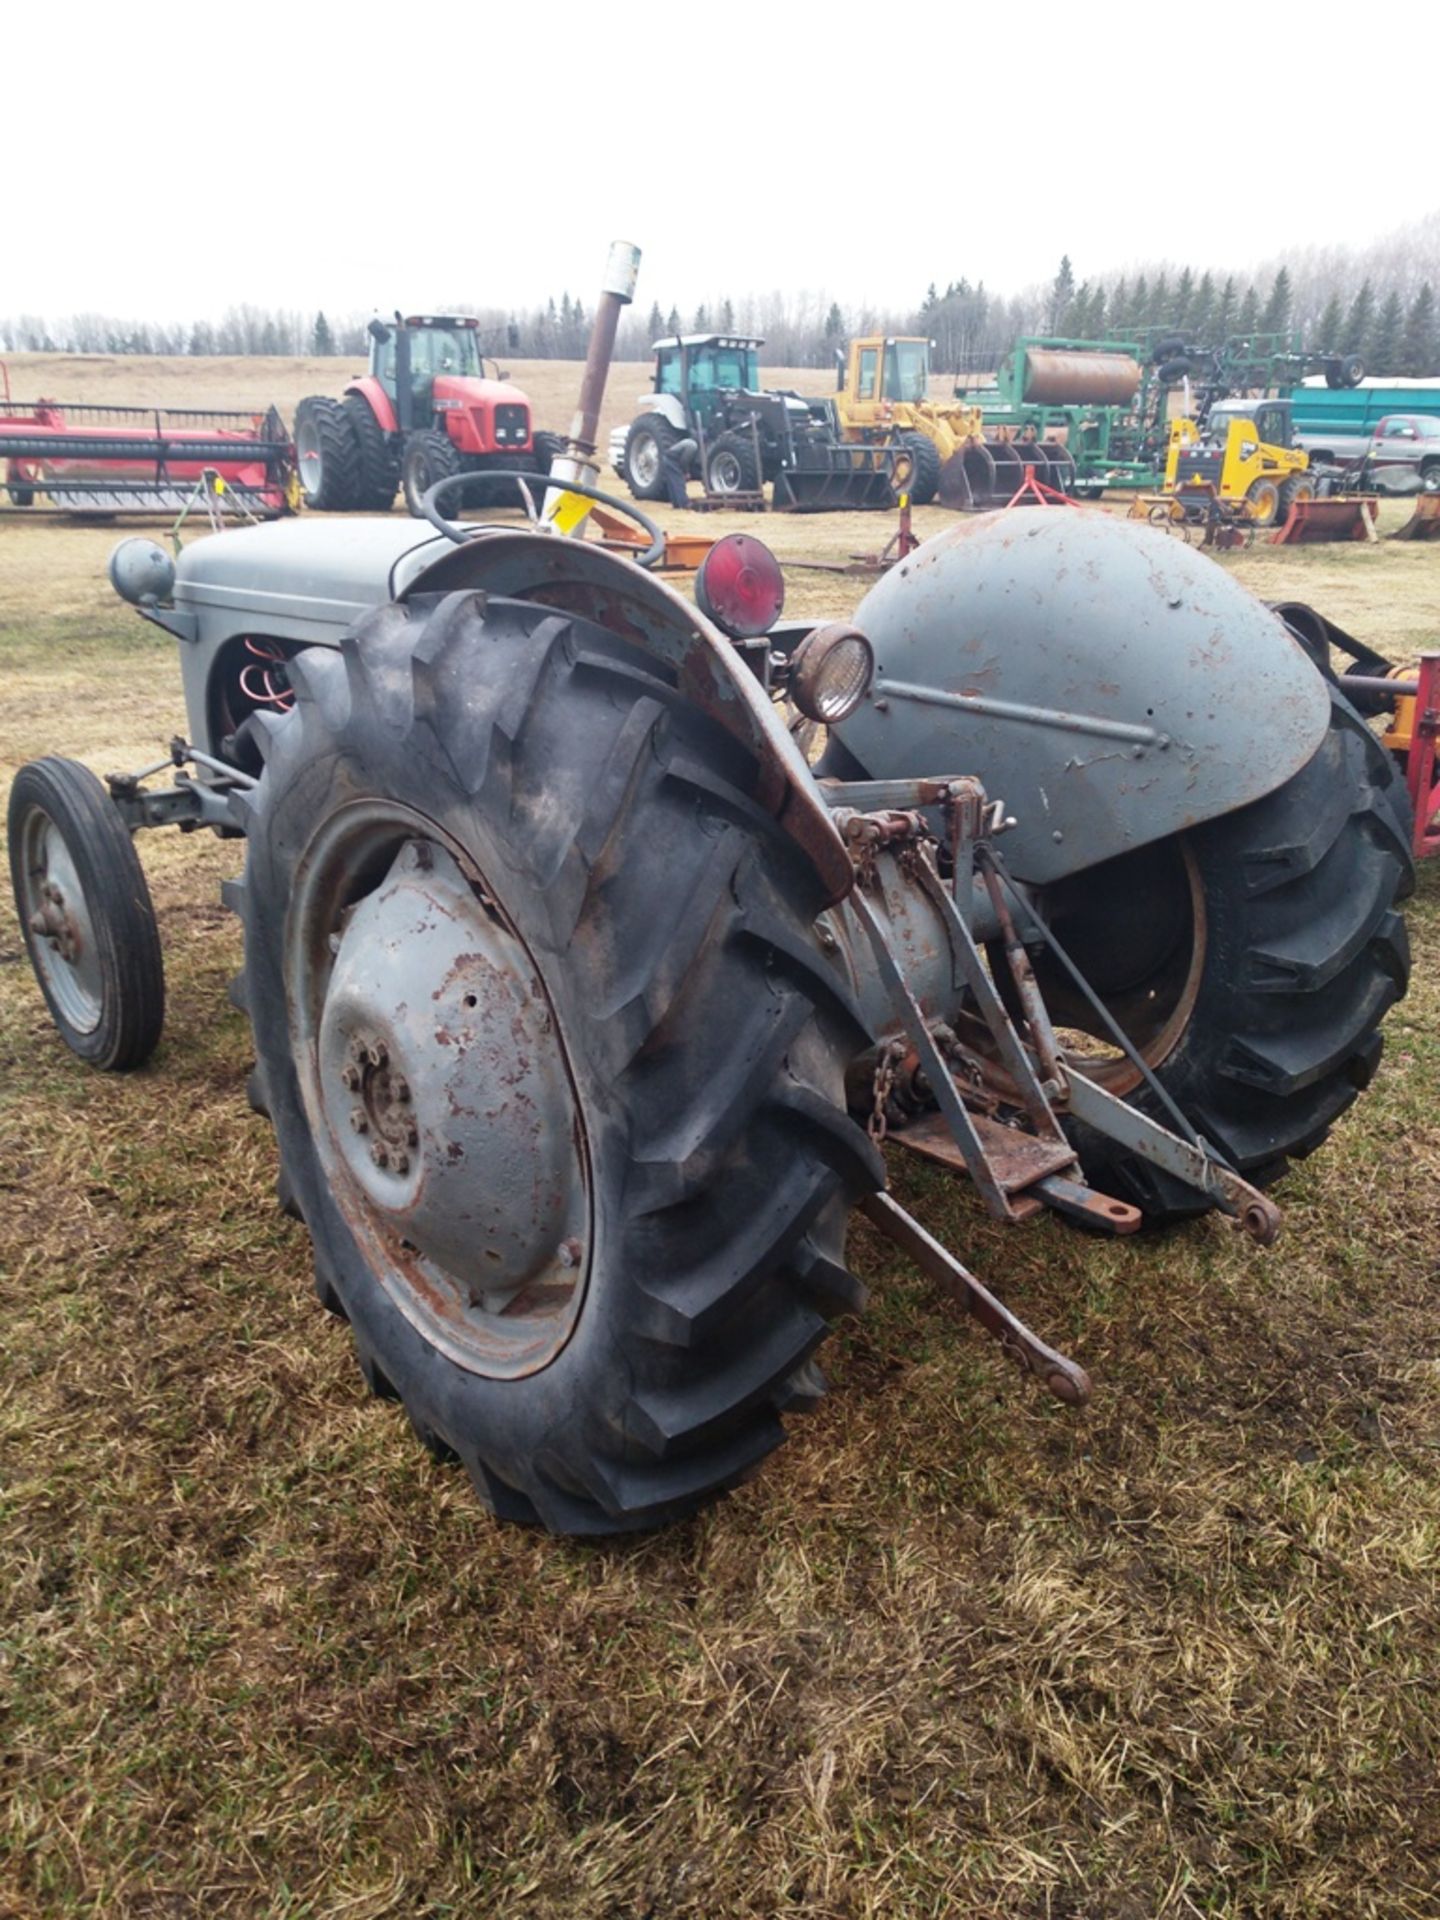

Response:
(8, 289), (1413, 1536)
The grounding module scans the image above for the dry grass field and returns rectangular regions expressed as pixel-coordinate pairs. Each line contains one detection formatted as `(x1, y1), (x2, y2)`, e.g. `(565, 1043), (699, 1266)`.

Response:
(3, 355), (1440, 1918)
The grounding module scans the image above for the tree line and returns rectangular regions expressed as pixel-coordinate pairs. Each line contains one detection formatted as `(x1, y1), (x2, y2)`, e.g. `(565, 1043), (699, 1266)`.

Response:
(5, 213), (1439, 378)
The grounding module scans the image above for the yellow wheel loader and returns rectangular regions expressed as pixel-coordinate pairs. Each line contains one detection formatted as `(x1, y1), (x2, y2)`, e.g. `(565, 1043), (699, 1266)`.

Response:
(834, 335), (1076, 509)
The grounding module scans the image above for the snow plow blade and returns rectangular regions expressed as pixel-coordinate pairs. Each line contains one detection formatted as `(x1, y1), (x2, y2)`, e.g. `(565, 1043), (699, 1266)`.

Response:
(1391, 494), (1440, 541)
(1270, 495), (1379, 544)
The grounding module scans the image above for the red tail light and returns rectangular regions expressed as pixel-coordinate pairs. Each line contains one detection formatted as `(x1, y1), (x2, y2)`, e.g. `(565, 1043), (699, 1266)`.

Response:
(694, 534), (785, 640)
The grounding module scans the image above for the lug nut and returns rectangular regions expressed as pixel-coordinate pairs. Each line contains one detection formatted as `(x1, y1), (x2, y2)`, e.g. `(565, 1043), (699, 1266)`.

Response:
(367, 1041), (388, 1069)
(405, 1123), (419, 1147)
(29, 912), (47, 934)
(349, 1108), (369, 1133)
(391, 1149), (409, 1175)
(393, 1077), (411, 1103)
(371, 1142), (390, 1168)
(558, 1238), (584, 1269)
(341, 1063), (361, 1091)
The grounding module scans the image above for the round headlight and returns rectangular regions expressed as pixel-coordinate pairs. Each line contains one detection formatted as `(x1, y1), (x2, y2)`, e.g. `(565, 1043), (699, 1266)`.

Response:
(789, 623), (874, 724)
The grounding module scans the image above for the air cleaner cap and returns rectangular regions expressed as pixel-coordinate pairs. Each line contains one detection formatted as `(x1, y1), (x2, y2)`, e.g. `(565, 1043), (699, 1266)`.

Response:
(694, 534), (785, 640)
(108, 537), (176, 607)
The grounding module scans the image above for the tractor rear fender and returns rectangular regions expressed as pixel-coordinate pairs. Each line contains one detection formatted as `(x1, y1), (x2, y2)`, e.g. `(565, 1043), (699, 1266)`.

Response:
(401, 530), (855, 904)
(632, 394), (689, 436)
(830, 510), (1332, 887)
(345, 376), (397, 436)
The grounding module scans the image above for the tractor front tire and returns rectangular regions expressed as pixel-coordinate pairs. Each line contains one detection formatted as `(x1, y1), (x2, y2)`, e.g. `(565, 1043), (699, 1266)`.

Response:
(295, 396), (362, 512)
(1277, 473), (1316, 520)
(1036, 684), (1412, 1222)
(402, 430), (463, 519)
(704, 432), (762, 497)
(9, 756), (165, 1070)
(624, 413), (680, 502)
(226, 590), (881, 1533)
(532, 430), (565, 474)
(1246, 477), (1281, 526)
(342, 395), (400, 511)
(896, 432), (941, 505)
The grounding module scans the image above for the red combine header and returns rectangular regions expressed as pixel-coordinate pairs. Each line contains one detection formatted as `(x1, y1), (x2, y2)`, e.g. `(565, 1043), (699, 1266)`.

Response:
(0, 364), (296, 516)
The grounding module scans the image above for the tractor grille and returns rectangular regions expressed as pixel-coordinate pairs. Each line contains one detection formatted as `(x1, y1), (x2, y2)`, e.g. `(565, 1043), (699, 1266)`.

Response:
(1177, 450), (1224, 489)
(493, 404), (529, 447)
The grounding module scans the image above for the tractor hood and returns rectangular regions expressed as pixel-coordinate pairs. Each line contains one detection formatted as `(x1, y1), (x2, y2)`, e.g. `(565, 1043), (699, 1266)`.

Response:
(169, 518), (453, 638)
(833, 510), (1332, 886)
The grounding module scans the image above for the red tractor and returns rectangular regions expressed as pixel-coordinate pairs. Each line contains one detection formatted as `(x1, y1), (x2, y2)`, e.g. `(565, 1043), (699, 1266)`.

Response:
(294, 313), (562, 517)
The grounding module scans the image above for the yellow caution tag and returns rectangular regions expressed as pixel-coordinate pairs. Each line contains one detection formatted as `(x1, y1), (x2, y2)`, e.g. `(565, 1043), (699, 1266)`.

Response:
(546, 489), (592, 536)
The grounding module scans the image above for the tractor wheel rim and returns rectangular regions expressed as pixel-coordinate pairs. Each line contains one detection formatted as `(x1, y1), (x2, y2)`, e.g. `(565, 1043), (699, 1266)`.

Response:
(957, 840), (1206, 1103)
(288, 802), (591, 1378)
(629, 434), (659, 487)
(297, 418), (322, 492)
(711, 450), (741, 492)
(18, 808), (104, 1034)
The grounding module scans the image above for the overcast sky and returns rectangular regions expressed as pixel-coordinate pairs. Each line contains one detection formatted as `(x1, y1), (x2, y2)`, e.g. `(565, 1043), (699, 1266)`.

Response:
(8, 2), (1436, 324)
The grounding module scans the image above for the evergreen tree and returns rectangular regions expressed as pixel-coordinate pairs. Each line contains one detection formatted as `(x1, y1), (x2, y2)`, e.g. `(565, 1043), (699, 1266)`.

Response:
(665, 306), (682, 336)
(1369, 288), (1405, 373)
(1109, 276), (1130, 335)
(646, 300), (664, 341)
(1259, 267), (1291, 337)
(1236, 284), (1260, 337)
(720, 297), (734, 331)
(824, 301), (844, 342)
(1214, 275), (1237, 339)
(1147, 273), (1170, 328)
(693, 303), (709, 332)
(1131, 274), (1150, 333)
(1173, 266), (1194, 328)
(1087, 284), (1108, 339)
(1189, 271), (1215, 341)
(1314, 291), (1344, 352)
(311, 311), (334, 356)
(1343, 278), (1374, 353)
(1401, 283), (1436, 376)
(1048, 254), (1075, 331)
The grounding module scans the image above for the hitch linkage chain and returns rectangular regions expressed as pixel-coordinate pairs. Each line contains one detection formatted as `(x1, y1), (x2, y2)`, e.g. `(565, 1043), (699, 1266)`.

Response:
(827, 773), (1282, 1405)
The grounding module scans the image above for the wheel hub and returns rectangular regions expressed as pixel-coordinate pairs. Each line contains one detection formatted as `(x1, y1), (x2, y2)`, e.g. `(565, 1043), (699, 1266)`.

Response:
(297, 828), (590, 1375)
(19, 814), (103, 1033)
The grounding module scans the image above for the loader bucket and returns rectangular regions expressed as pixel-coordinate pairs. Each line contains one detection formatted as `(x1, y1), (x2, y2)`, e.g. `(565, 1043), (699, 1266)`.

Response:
(937, 444), (987, 510)
(1391, 494), (1440, 540)
(772, 445), (898, 511)
(1269, 495), (1380, 545)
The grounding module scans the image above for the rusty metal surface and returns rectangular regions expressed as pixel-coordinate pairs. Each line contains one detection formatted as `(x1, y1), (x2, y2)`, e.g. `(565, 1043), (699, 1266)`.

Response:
(891, 1108), (1075, 1190)
(1030, 1174), (1142, 1235)
(861, 1191), (1092, 1406)
(1391, 494), (1440, 541)
(1019, 348), (1142, 408)
(289, 816), (591, 1378)
(1269, 496), (1379, 545)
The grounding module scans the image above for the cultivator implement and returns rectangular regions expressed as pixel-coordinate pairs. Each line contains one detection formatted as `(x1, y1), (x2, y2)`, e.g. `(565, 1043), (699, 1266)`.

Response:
(0, 383), (295, 516)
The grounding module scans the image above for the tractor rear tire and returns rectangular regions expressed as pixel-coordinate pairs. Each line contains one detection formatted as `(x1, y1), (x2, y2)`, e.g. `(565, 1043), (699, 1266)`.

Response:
(342, 395), (400, 511)
(402, 429), (464, 518)
(705, 432), (762, 497)
(226, 590), (881, 1533)
(896, 432), (941, 505)
(1277, 473), (1317, 520)
(532, 430), (565, 474)
(9, 756), (165, 1071)
(295, 396), (362, 512)
(624, 413), (680, 502)
(1037, 684), (1412, 1223)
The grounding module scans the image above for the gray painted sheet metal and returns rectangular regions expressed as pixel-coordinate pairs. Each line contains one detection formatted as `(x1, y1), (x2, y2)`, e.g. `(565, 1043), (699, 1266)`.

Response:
(835, 511), (1331, 885)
